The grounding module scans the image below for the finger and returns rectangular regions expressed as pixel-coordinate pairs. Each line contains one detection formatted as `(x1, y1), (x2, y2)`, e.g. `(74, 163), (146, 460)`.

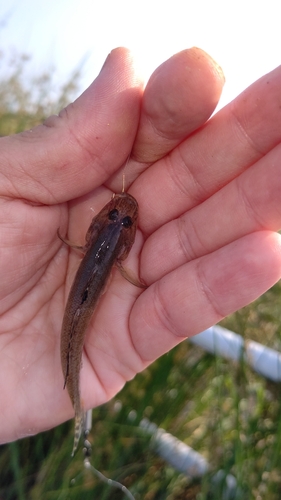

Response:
(131, 231), (281, 362)
(132, 65), (281, 234)
(133, 48), (224, 161)
(114, 48), (224, 190)
(0, 48), (143, 204)
(141, 142), (281, 283)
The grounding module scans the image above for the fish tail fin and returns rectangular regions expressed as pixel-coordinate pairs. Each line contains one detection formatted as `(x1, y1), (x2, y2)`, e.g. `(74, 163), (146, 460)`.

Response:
(71, 409), (84, 457)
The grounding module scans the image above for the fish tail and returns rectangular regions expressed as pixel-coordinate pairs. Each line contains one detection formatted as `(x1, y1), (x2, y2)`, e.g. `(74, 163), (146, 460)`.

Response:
(71, 410), (84, 457)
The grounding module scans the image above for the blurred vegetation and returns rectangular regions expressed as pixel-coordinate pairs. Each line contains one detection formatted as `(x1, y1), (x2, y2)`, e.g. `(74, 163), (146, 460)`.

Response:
(0, 50), (80, 134)
(1, 52), (281, 500)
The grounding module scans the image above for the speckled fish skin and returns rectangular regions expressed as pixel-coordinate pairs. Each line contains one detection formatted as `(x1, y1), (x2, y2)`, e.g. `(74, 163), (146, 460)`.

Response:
(60, 193), (139, 456)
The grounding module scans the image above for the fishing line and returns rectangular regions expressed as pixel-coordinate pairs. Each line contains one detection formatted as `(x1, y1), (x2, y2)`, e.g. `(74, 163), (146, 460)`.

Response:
(71, 409), (135, 500)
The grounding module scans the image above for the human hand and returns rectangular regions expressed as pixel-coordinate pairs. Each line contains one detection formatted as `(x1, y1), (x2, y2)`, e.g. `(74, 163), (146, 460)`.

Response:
(0, 47), (280, 444)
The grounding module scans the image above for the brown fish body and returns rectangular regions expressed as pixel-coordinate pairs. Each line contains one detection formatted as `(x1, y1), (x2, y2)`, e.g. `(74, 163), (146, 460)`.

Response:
(60, 193), (139, 455)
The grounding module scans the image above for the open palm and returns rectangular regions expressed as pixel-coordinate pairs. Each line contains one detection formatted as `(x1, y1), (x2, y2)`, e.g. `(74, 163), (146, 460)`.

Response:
(1, 47), (281, 445)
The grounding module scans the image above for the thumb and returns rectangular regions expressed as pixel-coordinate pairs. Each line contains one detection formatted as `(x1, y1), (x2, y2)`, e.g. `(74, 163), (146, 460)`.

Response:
(0, 48), (143, 204)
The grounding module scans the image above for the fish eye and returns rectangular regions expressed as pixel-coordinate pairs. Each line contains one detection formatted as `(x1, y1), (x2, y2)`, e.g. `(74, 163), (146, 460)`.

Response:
(108, 209), (119, 221)
(122, 216), (133, 228)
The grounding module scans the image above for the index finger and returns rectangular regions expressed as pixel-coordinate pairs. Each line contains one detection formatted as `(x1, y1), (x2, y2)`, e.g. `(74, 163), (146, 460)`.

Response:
(108, 48), (224, 191)
(133, 65), (281, 234)
(132, 47), (224, 163)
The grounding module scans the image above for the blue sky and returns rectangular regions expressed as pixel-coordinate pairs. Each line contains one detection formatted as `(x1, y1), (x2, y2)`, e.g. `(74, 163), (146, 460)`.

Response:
(0, 0), (280, 109)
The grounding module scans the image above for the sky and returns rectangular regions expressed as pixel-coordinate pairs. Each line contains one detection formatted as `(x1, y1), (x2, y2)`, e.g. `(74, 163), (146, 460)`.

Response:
(0, 0), (280, 110)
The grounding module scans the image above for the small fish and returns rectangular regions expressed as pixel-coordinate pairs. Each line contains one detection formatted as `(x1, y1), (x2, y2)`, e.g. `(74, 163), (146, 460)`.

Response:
(59, 192), (142, 456)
